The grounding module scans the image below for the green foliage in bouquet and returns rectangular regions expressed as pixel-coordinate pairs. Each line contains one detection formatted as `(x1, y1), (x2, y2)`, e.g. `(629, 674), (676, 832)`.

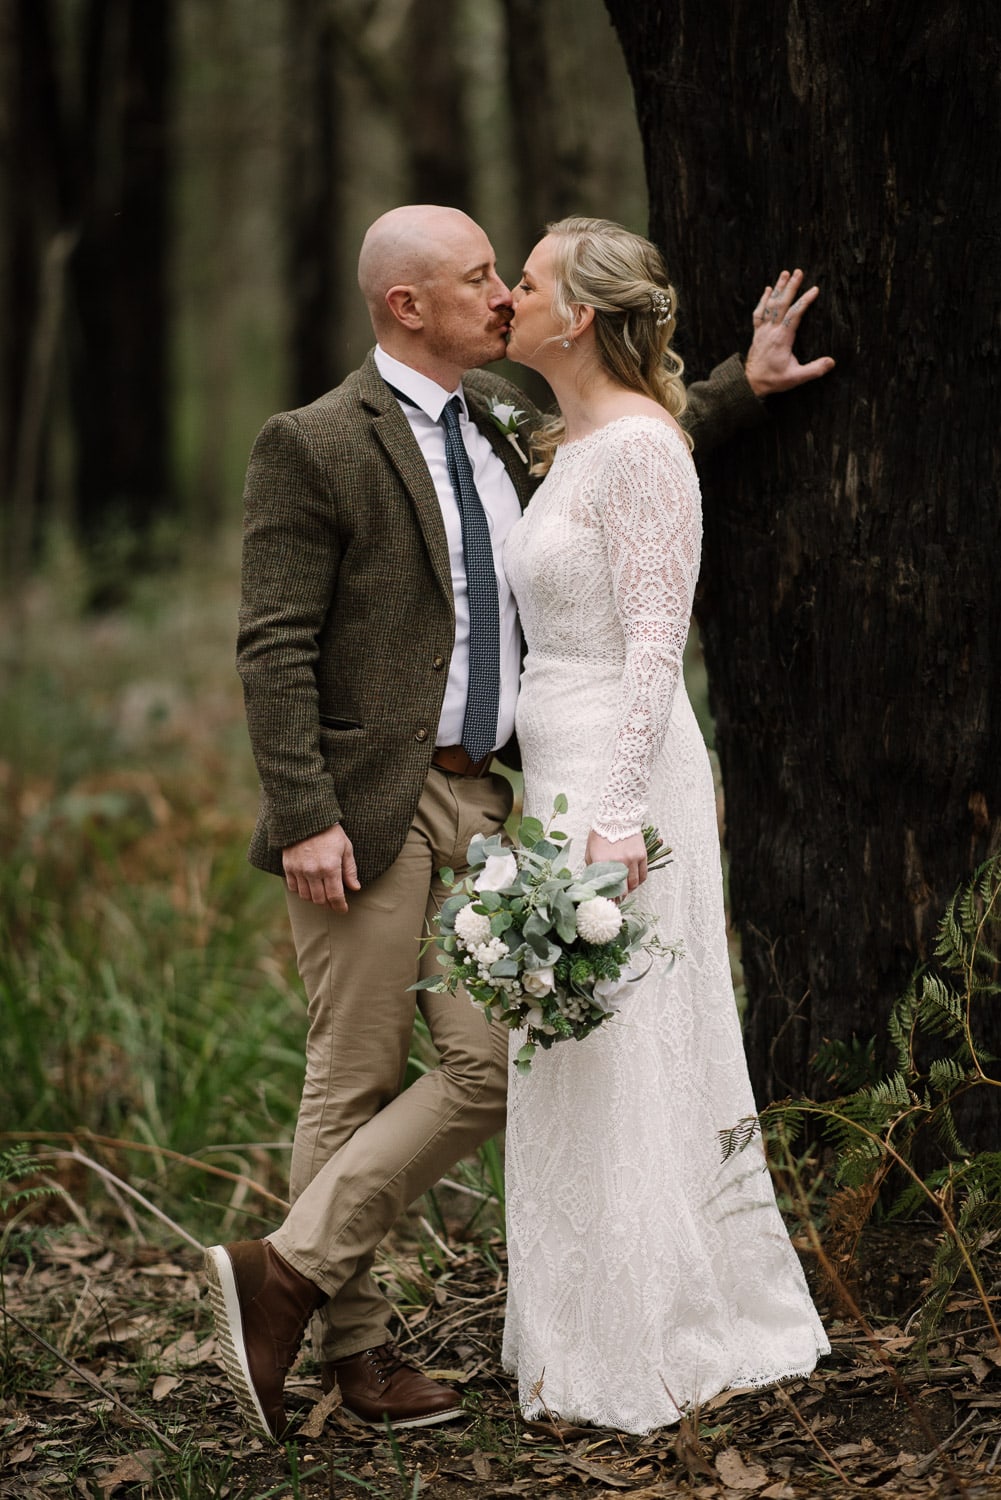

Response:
(415, 796), (677, 1072)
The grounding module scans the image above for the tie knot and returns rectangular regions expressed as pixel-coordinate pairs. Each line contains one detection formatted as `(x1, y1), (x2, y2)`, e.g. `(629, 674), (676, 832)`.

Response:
(442, 395), (463, 429)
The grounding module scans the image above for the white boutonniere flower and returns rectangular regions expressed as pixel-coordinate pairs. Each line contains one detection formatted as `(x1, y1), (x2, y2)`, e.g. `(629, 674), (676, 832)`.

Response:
(487, 398), (528, 464)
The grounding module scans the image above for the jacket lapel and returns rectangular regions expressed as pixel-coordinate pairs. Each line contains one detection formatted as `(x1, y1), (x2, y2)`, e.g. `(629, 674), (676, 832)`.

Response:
(358, 353), (453, 605)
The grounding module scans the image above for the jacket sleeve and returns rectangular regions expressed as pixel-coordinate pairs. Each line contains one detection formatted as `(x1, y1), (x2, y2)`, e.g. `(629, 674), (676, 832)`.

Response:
(684, 353), (766, 455)
(237, 412), (344, 850)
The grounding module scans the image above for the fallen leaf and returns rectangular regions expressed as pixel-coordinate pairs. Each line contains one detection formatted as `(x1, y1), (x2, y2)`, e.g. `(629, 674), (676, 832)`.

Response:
(959, 1353), (991, 1383)
(702, 1384), (758, 1411)
(151, 1374), (180, 1401)
(97, 1449), (160, 1494)
(470, 1450), (492, 1479)
(715, 1446), (769, 1490)
(298, 1384), (343, 1439)
(561, 1452), (630, 1488)
(103, 1313), (158, 1345)
(159, 1331), (217, 1368)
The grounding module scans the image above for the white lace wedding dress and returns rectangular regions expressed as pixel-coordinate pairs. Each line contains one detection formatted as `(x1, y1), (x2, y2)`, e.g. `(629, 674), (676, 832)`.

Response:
(501, 416), (828, 1434)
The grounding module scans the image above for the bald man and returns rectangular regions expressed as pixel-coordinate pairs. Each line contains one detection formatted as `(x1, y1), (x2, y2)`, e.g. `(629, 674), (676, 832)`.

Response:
(205, 206), (830, 1442)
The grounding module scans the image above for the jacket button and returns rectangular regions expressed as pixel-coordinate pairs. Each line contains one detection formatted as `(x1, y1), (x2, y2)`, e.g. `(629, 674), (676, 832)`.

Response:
(415, 727), (428, 742)
(432, 655), (445, 670)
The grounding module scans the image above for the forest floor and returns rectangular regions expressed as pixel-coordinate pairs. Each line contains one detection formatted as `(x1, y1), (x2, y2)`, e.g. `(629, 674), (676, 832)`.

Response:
(2, 1211), (999, 1500)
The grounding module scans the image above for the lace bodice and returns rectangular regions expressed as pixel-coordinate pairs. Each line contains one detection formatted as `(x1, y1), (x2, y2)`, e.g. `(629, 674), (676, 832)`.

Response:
(506, 417), (701, 842)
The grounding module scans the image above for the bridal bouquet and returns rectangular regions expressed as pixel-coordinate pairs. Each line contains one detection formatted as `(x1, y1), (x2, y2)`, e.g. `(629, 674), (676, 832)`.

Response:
(414, 797), (679, 1072)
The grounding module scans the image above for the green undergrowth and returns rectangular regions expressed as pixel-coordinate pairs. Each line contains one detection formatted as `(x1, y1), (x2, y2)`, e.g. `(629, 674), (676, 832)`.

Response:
(0, 549), (507, 1247)
(725, 853), (1001, 1355)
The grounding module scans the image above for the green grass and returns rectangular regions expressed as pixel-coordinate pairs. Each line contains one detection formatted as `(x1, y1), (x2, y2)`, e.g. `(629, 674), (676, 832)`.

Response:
(0, 543), (514, 1246)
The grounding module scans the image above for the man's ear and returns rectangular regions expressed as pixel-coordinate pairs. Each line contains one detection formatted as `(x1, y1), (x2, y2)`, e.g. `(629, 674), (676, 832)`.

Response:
(385, 285), (423, 330)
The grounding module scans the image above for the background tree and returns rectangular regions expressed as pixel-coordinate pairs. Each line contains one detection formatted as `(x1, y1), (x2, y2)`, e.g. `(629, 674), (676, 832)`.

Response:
(70, 0), (175, 591)
(286, 0), (343, 407)
(604, 0), (1001, 1138)
(1, 0), (176, 601)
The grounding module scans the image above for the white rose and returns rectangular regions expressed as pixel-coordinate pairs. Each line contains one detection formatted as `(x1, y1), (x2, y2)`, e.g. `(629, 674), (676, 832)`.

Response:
(524, 1005), (546, 1029)
(592, 976), (626, 1011)
(474, 852), (518, 892)
(453, 903), (493, 950)
(522, 967), (555, 997)
(575, 895), (623, 943)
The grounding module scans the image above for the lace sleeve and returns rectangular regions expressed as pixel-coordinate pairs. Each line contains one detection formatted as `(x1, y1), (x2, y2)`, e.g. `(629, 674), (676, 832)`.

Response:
(591, 424), (702, 842)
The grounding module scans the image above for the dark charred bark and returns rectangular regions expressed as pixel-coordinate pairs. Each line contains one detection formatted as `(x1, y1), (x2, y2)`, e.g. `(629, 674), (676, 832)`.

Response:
(604, 1), (1001, 1139)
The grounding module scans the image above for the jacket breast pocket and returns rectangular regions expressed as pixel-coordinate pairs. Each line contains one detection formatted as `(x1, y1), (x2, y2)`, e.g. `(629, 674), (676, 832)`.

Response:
(318, 715), (363, 731)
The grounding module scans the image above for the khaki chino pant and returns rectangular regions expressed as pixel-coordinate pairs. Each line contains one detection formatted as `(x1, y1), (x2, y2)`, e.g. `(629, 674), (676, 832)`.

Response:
(269, 766), (513, 1361)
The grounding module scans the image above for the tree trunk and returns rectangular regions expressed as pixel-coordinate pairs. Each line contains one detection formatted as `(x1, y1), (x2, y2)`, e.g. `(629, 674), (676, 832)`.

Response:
(285, 0), (343, 406)
(0, 0), (68, 580)
(604, 1), (1001, 1133)
(402, 0), (472, 212)
(70, 0), (174, 586)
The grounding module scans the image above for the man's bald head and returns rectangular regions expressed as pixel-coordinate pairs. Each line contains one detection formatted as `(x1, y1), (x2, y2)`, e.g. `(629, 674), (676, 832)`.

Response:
(358, 205), (483, 330)
(357, 204), (512, 387)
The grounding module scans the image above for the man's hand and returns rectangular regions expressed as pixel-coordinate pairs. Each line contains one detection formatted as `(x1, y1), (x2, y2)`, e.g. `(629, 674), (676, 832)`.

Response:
(744, 268), (835, 397)
(283, 824), (361, 912)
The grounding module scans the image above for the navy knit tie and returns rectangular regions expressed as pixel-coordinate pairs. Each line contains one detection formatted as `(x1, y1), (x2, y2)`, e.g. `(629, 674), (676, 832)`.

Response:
(440, 396), (500, 761)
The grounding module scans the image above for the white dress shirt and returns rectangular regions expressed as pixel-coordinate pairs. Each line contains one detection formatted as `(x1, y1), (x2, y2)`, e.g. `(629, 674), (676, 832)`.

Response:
(374, 346), (522, 752)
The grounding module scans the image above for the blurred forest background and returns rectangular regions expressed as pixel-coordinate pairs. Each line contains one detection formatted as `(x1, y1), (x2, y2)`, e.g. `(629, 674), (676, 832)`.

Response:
(0, 0), (662, 1233)
(2, 0), (648, 598)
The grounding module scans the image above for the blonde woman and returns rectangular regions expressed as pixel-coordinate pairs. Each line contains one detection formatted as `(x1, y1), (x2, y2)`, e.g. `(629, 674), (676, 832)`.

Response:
(501, 217), (829, 1433)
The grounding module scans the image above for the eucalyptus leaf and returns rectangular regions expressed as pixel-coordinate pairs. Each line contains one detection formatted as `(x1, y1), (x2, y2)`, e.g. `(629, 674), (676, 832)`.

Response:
(490, 958), (520, 977)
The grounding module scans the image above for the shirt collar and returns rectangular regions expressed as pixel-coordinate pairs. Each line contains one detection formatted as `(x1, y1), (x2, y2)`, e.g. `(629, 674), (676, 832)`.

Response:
(374, 346), (468, 422)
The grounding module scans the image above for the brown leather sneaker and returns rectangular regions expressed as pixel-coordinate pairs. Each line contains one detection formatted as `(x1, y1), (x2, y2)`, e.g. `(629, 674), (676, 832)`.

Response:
(205, 1239), (326, 1441)
(321, 1342), (464, 1429)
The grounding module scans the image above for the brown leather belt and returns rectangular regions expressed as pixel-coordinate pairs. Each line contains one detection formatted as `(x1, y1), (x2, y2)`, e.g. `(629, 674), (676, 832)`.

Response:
(431, 744), (494, 778)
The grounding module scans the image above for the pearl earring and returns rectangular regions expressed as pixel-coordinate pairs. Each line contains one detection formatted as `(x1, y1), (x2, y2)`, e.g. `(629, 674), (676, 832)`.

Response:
(561, 339), (571, 349)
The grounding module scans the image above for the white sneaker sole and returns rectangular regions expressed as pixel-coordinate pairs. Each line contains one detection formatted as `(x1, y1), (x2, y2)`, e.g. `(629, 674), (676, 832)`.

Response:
(341, 1401), (465, 1430)
(204, 1244), (277, 1442)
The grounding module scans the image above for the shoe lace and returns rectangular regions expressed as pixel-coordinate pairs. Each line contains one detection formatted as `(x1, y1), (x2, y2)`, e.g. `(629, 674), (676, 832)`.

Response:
(365, 1342), (409, 1384)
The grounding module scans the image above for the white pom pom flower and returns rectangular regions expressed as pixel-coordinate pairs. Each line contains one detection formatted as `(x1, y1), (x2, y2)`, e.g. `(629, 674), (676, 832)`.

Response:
(473, 937), (508, 969)
(575, 895), (623, 944)
(453, 904), (493, 950)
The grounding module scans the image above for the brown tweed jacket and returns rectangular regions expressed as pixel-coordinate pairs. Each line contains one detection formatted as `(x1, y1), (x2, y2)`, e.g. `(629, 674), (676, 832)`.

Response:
(238, 350), (762, 885)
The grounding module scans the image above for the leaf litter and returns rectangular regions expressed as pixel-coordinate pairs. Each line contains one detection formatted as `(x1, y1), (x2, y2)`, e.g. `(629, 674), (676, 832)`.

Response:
(1, 1220), (999, 1498)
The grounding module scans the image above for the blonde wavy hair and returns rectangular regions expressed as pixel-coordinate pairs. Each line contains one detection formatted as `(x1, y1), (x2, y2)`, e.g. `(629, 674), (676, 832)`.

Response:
(529, 216), (690, 475)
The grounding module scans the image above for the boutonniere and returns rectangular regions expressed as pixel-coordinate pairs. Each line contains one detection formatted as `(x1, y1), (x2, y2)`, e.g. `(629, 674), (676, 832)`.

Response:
(487, 399), (528, 464)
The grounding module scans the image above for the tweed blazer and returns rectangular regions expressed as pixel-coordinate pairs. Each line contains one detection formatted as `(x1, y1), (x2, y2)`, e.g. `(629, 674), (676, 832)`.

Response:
(238, 350), (762, 885)
(238, 352), (540, 885)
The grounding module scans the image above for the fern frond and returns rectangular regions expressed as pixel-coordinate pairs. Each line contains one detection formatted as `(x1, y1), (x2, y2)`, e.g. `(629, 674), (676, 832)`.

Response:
(927, 1057), (973, 1097)
(718, 1115), (760, 1163)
